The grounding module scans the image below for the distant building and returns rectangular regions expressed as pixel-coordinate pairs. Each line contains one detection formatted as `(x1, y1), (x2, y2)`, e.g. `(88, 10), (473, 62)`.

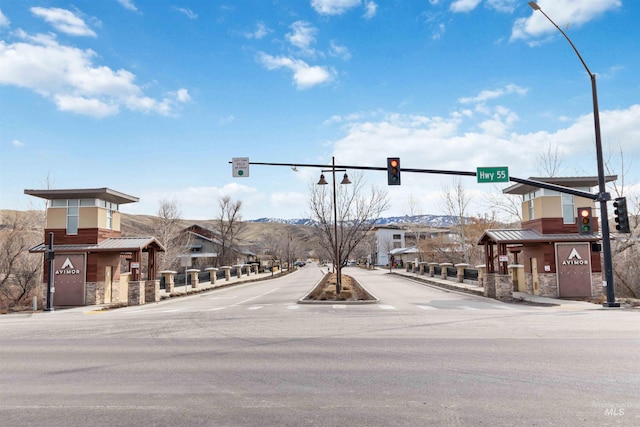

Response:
(372, 225), (405, 266)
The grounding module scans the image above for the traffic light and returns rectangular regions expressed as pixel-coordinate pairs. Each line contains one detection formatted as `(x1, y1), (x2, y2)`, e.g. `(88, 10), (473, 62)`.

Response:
(613, 197), (630, 233)
(577, 207), (593, 235)
(387, 157), (400, 185)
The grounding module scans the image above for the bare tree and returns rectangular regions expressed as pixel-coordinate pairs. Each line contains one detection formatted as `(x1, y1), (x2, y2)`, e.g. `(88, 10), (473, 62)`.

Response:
(213, 196), (246, 266)
(0, 211), (43, 311)
(406, 194), (425, 260)
(442, 179), (472, 263)
(535, 142), (564, 177)
(309, 173), (390, 280)
(153, 198), (188, 271)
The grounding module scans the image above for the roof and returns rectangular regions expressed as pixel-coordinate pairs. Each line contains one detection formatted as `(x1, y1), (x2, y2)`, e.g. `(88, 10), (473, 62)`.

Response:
(24, 188), (139, 204)
(502, 176), (617, 195)
(478, 229), (599, 245)
(29, 237), (165, 253)
(390, 247), (420, 255)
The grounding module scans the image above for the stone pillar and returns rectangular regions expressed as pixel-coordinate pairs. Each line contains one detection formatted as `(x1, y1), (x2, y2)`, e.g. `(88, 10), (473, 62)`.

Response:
(476, 265), (486, 287)
(205, 267), (218, 284)
(245, 264), (252, 275)
(160, 270), (177, 293)
(253, 264), (259, 274)
(233, 265), (243, 279)
(484, 273), (496, 299)
(440, 263), (453, 280)
(419, 262), (429, 275)
(428, 263), (438, 277)
(145, 280), (160, 303)
(495, 274), (513, 301)
(222, 266), (232, 281)
(455, 263), (470, 283)
(508, 264), (525, 292)
(186, 269), (200, 289)
(128, 281), (145, 305)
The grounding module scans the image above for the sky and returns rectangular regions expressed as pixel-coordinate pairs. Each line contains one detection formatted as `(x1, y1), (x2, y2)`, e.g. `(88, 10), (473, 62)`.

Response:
(1, 0), (639, 221)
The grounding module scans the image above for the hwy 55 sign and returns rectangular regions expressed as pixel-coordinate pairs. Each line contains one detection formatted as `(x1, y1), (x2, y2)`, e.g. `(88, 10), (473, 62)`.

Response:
(477, 166), (509, 183)
(232, 157), (249, 177)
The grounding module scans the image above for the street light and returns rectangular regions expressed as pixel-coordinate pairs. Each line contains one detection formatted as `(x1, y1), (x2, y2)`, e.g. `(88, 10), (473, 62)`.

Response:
(318, 157), (351, 294)
(528, 2), (619, 307)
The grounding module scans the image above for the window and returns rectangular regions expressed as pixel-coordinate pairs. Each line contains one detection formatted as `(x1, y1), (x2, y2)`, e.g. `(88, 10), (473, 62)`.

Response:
(528, 199), (534, 220)
(393, 234), (401, 240)
(561, 193), (575, 224)
(67, 199), (79, 235)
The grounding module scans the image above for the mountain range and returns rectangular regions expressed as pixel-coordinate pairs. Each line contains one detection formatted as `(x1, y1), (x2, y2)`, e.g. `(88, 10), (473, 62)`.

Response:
(249, 214), (460, 228)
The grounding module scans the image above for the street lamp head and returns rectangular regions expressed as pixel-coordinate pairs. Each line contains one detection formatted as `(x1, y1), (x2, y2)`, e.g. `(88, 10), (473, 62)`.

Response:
(340, 173), (352, 185)
(317, 174), (328, 185)
(528, 1), (540, 11)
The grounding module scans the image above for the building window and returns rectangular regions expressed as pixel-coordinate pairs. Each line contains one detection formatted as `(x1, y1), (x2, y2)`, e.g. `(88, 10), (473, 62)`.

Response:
(67, 199), (79, 235)
(528, 199), (534, 220)
(393, 234), (401, 240)
(561, 193), (575, 224)
(106, 205), (113, 230)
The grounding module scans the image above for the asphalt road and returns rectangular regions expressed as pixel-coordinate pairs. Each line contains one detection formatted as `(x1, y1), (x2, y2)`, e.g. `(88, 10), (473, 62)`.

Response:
(1, 265), (638, 426)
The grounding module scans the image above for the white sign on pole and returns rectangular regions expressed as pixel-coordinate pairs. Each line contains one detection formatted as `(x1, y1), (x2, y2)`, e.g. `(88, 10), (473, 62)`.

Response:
(232, 157), (250, 177)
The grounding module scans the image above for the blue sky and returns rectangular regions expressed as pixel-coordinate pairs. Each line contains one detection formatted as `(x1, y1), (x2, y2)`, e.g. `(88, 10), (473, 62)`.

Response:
(1, 0), (639, 221)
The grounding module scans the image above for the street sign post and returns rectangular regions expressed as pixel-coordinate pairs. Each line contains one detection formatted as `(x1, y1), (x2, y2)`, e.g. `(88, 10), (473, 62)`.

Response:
(477, 166), (509, 183)
(232, 157), (249, 177)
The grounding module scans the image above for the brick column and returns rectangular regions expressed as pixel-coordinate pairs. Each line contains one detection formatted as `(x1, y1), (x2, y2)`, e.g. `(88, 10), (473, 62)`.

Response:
(145, 280), (160, 303)
(128, 281), (145, 305)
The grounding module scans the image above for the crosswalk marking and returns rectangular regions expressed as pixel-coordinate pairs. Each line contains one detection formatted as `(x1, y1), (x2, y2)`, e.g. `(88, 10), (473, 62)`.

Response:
(459, 305), (480, 311)
(287, 305), (300, 310)
(247, 305), (264, 310)
(332, 305), (346, 309)
(379, 304), (396, 310)
(417, 305), (437, 310)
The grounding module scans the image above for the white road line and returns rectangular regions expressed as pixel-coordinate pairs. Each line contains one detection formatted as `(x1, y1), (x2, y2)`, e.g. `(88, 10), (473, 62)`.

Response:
(459, 305), (480, 311)
(417, 305), (437, 310)
(378, 304), (396, 310)
(490, 305), (517, 310)
(208, 307), (226, 311)
(209, 296), (238, 300)
(332, 305), (347, 309)
(231, 288), (280, 306)
(162, 308), (187, 313)
(247, 306), (264, 311)
(287, 305), (300, 310)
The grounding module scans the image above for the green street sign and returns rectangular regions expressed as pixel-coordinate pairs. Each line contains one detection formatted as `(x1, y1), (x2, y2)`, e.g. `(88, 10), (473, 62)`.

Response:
(477, 166), (509, 183)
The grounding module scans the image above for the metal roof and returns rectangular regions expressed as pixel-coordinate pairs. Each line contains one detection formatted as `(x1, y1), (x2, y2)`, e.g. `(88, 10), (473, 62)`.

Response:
(478, 229), (599, 245)
(502, 176), (617, 195)
(29, 237), (165, 253)
(24, 188), (139, 204)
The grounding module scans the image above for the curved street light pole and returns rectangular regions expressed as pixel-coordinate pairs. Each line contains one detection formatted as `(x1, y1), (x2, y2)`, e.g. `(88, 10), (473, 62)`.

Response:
(529, 2), (619, 307)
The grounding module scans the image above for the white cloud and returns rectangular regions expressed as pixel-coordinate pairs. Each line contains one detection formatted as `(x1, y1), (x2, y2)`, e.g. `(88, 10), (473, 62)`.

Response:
(449, 0), (482, 13)
(329, 40), (351, 60)
(311, 0), (361, 16)
(245, 22), (270, 39)
(286, 21), (318, 54)
(363, 1), (377, 19)
(175, 7), (198, 19)
(511, 0), (622, 41)
(11, 139), (24, 147)
(0, 31), (189, 117)
(0, 9), (10, 28)
(257, 53), (335, 90)
(486, 0), (517, 13)
(117, 0), (138, 12)
(458, 84), (528, 104)
(30, 7), (96, 37)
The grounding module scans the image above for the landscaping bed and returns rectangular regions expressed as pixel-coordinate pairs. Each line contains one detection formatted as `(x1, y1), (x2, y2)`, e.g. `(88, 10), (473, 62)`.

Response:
(302, 273), (377, 302)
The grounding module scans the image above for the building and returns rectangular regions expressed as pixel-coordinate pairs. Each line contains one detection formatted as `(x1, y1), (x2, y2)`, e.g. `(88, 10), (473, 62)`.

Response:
(372, 225), (405, 266)
(26, 188), (164, 307)
(478, 176), (616, 298)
